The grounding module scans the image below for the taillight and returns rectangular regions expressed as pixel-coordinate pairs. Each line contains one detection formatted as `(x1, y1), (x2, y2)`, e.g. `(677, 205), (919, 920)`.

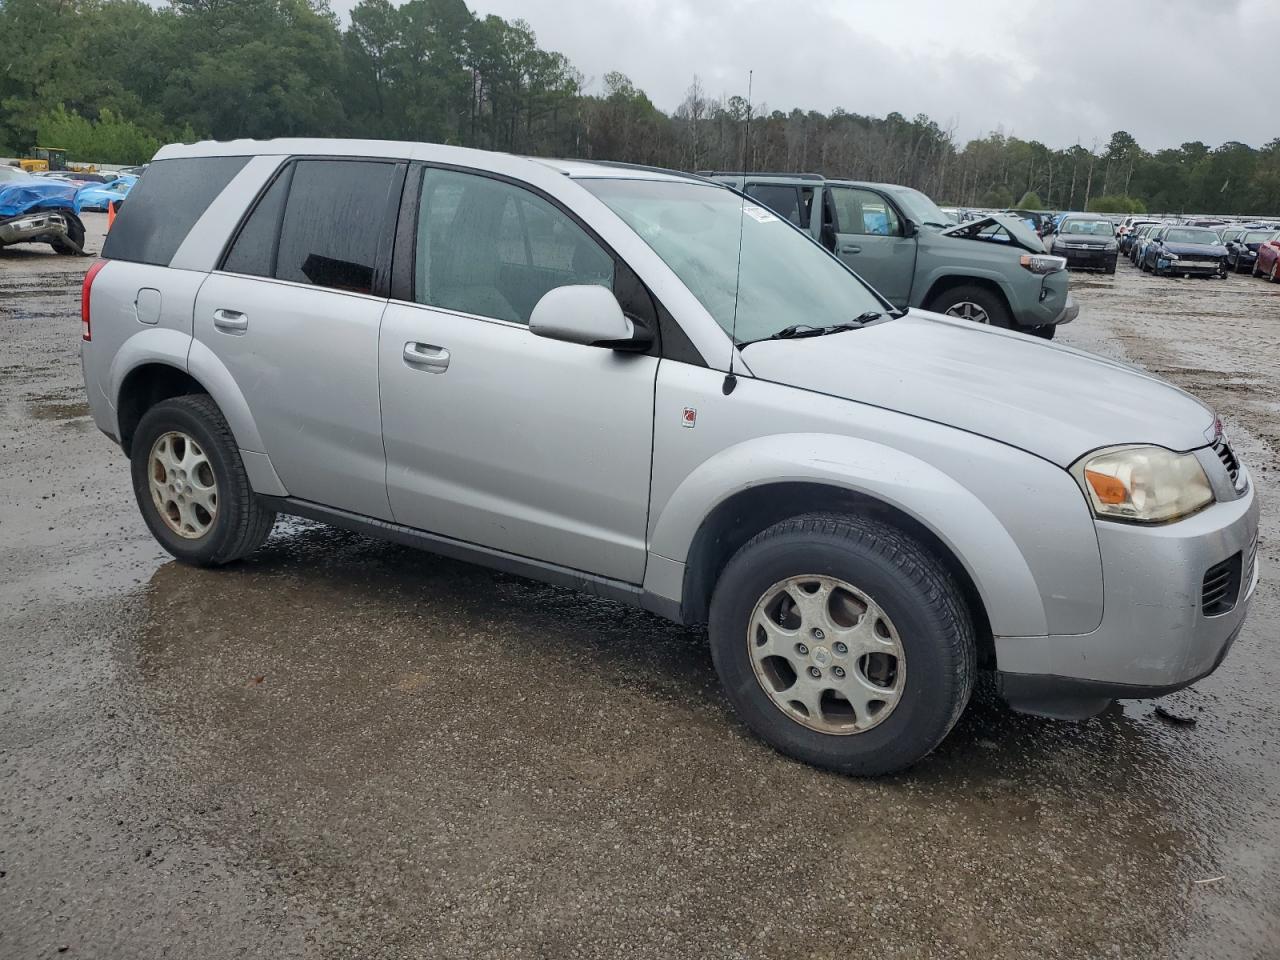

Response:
(81, 259), (107, 341)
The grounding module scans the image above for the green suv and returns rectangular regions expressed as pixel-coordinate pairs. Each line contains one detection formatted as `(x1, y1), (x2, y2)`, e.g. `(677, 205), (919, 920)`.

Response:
(708, 173), (1077, 338)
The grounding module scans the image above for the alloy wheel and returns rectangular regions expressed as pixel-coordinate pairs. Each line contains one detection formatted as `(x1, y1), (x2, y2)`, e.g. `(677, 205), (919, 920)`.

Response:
(747, 575), (906, 735)
(148, 431), (218, 539)
(944, 301), (989, 324)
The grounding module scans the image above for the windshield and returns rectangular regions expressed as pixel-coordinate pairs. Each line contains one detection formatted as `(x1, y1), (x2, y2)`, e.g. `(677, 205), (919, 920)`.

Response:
(581, 178), (885, 345)
(1245, 231), (1273, 243)
(1061, 220), (1114, 236)
(1164, 228), (1219, 244)
(886, 186), (953, 227)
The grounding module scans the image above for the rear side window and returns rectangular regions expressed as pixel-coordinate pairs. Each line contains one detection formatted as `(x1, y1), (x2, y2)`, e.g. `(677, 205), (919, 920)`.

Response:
(273, 160), (397, 294)
(102, 156), (248, 266)
(746, 184), (802, 226)
(221, 167), (291, 277)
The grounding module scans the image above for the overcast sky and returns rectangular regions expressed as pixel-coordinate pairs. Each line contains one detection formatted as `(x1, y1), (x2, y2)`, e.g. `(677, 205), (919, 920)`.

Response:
(401, 0), (1275, 151)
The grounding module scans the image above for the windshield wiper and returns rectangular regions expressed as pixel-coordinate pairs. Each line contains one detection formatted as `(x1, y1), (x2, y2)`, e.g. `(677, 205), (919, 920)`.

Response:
(744, 312), (889, 346)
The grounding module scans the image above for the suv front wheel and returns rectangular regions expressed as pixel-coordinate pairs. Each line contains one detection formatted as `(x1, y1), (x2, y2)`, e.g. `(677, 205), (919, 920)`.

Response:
(926, 284), (1012, 329)
(708, 514), (976, 776)
(130, 394), (276, 565)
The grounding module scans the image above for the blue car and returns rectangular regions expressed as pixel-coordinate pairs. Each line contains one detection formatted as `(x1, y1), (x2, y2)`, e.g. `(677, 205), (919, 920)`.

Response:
(75, 173), (137, 212)
(1140, 225), (1228, 278)
(0, 165), (85, 253)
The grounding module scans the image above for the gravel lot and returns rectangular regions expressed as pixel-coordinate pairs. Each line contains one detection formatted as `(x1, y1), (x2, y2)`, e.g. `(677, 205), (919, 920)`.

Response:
(3, 214), (1279, 959)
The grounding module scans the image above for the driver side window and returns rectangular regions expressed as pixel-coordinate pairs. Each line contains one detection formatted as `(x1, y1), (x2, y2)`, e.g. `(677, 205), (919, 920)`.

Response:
(830, 187), (902, 237)
(414, 169), (615, 325)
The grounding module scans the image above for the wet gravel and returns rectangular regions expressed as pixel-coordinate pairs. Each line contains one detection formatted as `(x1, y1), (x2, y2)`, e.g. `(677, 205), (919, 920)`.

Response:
(3, 217), (1279, 958)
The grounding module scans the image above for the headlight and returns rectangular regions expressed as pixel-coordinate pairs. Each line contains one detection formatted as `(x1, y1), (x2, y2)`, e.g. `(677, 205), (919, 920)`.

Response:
(1019, 253), (1067, 274)
(1165, 252), (1180, 261)
(1104, 240), (1118, 251)
(1071, 445), (1213, 523)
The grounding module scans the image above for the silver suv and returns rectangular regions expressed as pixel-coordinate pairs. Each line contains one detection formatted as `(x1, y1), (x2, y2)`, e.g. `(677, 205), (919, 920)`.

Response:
(80, 139), (1259, 775)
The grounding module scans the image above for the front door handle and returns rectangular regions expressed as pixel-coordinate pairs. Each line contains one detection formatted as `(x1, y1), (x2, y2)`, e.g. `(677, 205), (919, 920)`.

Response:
(212, 308), (248, 332)
(838, 243), (862, 255)
(403, 342), (450, 373)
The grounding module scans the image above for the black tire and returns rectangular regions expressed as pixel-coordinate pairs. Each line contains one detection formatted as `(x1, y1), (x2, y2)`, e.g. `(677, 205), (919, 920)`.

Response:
(1027, 323), (1057, 340)
(130, 394), (276, 566)
(708, 514), (976, 776)
(1104, 262), (1117, 275)
(926, 284), (1012, 328)
(50, 212), (86, 255)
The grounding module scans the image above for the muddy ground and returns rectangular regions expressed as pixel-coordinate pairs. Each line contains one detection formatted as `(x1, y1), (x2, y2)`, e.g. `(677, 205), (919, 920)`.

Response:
(3, 215), (1279, 959)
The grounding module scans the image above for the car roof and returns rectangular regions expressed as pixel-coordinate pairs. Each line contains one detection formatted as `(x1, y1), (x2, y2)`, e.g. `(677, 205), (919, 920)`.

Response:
(153, 138), (706, 184)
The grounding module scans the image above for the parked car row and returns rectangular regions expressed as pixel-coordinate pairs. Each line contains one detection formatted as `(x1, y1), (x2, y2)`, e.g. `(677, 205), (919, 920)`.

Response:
(1122, 218), (1280, 281)
(0, 162), (143, 252)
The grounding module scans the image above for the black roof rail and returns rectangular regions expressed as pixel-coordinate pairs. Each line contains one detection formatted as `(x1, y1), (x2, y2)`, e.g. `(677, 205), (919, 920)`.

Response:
(696, 170), (825, 181)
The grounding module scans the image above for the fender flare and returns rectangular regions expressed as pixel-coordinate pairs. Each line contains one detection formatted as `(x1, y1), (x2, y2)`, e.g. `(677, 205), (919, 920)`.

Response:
(185, 337), (268, 453)
(648, 433), (1050, 638)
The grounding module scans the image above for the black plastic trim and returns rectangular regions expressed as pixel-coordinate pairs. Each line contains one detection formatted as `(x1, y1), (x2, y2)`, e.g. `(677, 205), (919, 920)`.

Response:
(997, 624), (1241, 720)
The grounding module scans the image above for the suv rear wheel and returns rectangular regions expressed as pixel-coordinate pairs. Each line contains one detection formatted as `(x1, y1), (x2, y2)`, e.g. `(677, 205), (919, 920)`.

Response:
(927, 284), (1011, 328)
(130, 394), (276, 565)
(708, 514), (976, 776)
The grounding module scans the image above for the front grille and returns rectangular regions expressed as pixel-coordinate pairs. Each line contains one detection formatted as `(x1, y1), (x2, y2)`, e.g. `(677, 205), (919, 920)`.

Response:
(1246, 533), (1259, 587)
(1212, 435), (1241, 486)
(1202, 553), (1243, 616)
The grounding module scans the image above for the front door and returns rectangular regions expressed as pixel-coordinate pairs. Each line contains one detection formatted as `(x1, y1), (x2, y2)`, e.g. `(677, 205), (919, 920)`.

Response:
(827, 185), (917, 308)
(378, 167), (657, 583)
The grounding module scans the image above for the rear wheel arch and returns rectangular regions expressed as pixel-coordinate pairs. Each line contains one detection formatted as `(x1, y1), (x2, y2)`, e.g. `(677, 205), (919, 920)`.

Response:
(680, 481), (996, 669)
(117, 363), (208, 457)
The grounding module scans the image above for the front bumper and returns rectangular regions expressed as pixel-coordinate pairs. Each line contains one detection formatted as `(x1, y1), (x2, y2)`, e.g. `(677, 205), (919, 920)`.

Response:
(0, 210), (69, 246)
(995, 475), (1259, 718)
(1057, 246), (1117, 270)
(1156, 258), (1223, 275)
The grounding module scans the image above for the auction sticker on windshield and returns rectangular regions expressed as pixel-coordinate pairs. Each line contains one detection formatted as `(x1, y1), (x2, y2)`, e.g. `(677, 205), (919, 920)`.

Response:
(742, 204), (778, 223)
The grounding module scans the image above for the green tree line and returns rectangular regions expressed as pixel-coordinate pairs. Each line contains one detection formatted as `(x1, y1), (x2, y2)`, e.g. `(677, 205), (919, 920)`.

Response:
(2, 0), (1278, 214)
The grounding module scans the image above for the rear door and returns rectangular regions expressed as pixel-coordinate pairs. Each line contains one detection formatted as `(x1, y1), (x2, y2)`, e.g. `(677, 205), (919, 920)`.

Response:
(378, 166), (657, 582)
(826, 185), (916, 307)
(193, 157), (405, 519)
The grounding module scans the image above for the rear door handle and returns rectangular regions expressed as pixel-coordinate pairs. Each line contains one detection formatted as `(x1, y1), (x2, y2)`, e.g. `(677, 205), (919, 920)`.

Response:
(838, 243), (862, 255)
(403, 342), (450, 373)
(212, 308), (248, 332)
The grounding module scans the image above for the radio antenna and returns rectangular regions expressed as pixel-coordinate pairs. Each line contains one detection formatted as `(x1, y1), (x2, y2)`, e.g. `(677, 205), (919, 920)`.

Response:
(723, 69), (752, 396)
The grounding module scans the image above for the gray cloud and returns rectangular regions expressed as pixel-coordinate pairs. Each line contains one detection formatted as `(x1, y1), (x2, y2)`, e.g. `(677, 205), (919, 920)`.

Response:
(367, 0), (1277, 150)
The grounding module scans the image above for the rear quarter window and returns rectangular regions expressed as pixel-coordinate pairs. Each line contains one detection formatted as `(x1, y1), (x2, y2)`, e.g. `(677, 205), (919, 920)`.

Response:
(101, 156), (249, 266)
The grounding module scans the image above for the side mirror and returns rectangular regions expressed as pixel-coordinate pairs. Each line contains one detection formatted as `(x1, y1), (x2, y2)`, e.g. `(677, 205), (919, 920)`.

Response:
(529, 284), (651, 352)
(904, 219), (919, 238)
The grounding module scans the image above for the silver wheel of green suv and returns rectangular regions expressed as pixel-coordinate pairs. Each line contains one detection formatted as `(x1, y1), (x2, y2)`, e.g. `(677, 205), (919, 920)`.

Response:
(943, 301), (989, 324)
(748, 574), (905, 734)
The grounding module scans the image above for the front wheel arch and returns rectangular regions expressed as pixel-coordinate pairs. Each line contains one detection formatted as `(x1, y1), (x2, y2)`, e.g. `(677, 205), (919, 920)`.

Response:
(921, 276), (1014, 327)
(681, 482), (996, 669)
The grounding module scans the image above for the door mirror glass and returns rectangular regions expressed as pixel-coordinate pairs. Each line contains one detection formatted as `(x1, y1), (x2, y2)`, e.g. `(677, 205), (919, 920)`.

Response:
(530, 284), (649, 351)
(904, 219), (919, 238)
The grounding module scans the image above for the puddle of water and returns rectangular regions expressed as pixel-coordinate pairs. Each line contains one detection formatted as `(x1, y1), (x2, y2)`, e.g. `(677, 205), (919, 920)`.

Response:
(29, 400), (90, 420)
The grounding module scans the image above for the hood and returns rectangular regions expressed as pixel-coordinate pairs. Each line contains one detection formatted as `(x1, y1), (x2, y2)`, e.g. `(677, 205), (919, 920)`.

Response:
(0, 179), (78, 218)
(1162, 242), (1227, 256)
(939, 214), (1045, 253)
(741, 311), (1215, 467)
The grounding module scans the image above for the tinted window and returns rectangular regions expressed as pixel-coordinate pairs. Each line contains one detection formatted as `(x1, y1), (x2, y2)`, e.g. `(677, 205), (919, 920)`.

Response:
(414, 169), (614, 324)
(274, 160), (397, 294)
(746, 184), (802, 226)
(830, 187), (901, 236)
(222, 167), (291, 277)
(102, 156), (248, 266)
